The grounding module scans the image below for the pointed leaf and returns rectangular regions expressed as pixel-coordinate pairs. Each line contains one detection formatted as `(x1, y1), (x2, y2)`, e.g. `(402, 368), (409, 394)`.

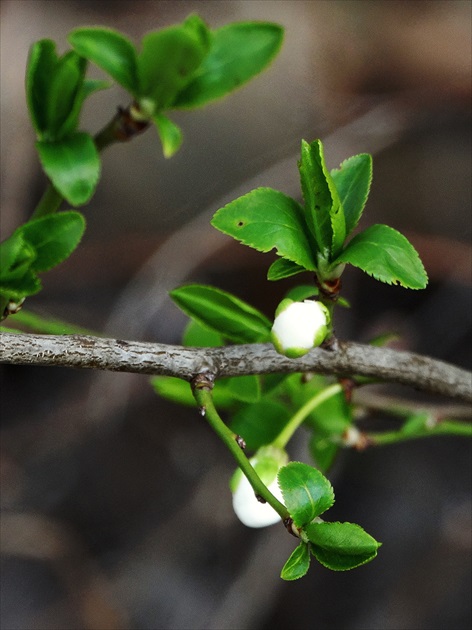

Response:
(267, 258), (307, 281)
(152, 113), (183, 158)
(170, 284), (271, 343)
(332, 224), (428, 289)
(331, 154), (372, 236)
(298, 140), (345, 259)
(306, 521), (381, 571)
(26, 39), (58, 137)
(138, 25), (208, 110)
(281, 543), (311, 580)
(69, 27), (139, 94)
(45, 51), (86, 139)
(0, 234), (40, 300)
(36, 132), (100, 206)
(173, 22), (283, 108)
(211, 187), (316, 271)
(18, 211), (85, 272)
(278, 462), (335, 527)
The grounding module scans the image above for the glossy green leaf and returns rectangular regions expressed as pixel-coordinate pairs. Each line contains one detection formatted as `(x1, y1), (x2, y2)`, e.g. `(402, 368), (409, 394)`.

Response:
(138, 25), (208, 110)
(68, 27), (139, 94)
(306, 521), (381, 571)
(170, 284), (271, 343)
(0, 234), (40, 301)
(0, 233), (36, 281)
(281, 543), (310, 581)
(331, 154), (372, 236)
(152, 113), (183, 158)
(226, 375), (261, 403)
(173, 22), (283, 108)
(278, 462), (335, 527)
(230, 400), (291, 450)
(182, 320), (224, 347)
(298, 140), (345, 259)
(26, 40), (86, 140)
(333, 224), (428, 289)
(26, 39), (56, 136)
(211, 187), (316, 271)
(17, 212), (85, 272)
(36, 132), (100, 206)
(46, 51), (86, 139)
(151, 376), (235, 408)
(267, 258), (307, 281)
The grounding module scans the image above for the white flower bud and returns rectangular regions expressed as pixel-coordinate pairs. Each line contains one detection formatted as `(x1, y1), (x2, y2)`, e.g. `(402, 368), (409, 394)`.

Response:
(271, 299), (330, 358)
(231, 446), (288, 528)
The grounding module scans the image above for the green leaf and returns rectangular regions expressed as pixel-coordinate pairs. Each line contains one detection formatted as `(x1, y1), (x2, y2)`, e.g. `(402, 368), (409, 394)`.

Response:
(226, 375), (261, 403)
(306, 521), (381, 571)
(26, 39), (57, 136)
(278, 462), (335, 527)
(26, 40), (86, 140)
(332, 224), (428, 289)
(170, 284), (271, 343)
(331, 154), (372, 237)
(36, 132), (100, 206)
(173, 22), (284, 108)
(68, 27), (139, 94)
(267, 258), (307, 281)
(151, 375), (235, 408)
(17, 212), (85, 272)
(281, 543), (311, 581)
(152, 113), (183, 158)
(230, 400), (291, 450)
(46, 51), (87, 139)
(298, 140), (345, 260)
(401, 412), (430, 436)
(137, 25), (209, 110)
(211, 187), (316, 271)
(309, 436), (339, 473)
(0, 234), (40, 301)
(182, 319), (224, 347)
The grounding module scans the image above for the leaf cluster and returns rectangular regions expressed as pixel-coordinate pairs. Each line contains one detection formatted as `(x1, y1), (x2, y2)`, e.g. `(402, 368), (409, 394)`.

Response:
(211, 140), (428, 290)
(278, 462), (381, 578)
(0, 213), (85, 316)
(24, 16), (283, 206)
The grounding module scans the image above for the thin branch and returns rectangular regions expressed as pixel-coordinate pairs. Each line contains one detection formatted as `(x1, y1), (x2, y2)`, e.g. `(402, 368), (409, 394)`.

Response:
(1, 332), (471, 402)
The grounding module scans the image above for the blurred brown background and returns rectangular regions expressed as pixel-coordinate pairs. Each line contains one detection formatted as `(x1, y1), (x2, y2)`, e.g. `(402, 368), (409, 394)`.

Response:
(1, 1), (471, 629)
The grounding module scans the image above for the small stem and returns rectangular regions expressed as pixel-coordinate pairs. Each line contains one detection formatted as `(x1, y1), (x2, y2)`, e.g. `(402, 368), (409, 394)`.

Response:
(366, 419), (472, 446)
(31, 184), (64, 218)
(192, 380), (289, 521)
(272, 382), (343, 449)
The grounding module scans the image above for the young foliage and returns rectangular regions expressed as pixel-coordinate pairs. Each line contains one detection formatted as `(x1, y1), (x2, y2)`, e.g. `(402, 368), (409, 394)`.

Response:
(211, 187), (317, 271)
(211, 139), (428, 290)
(69, 18), (283, 157)
(306, 521), (381, 571)
(278, 463), (380, 577)
(280, 542), (311, 580)
(278, 462), (334, 527)
(0, 212), (85, 308)
(332, 224), (428, 289)
(169, 284), (271, 343)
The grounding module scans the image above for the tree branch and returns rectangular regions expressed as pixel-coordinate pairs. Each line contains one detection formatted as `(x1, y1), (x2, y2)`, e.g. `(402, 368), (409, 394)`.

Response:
(1, 332), (471, 402)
